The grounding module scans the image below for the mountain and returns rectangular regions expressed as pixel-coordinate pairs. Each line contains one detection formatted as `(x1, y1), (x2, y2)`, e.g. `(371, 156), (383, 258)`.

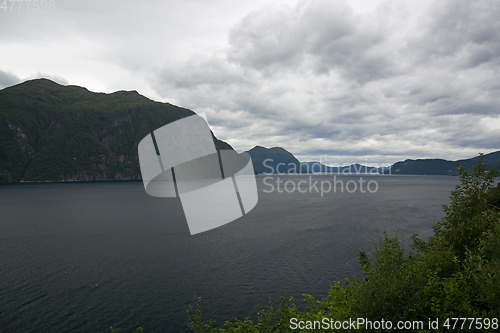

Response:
(0, 79), (233, 182)
(301, 161), (391, 174)
(3, 79), (497, 181)
(391, 150), (500, 175)
(303, 152), (499, 176)
(245, 146), (308, 174)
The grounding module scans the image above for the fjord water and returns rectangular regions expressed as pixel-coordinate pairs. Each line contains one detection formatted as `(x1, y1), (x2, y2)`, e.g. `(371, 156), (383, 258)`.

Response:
(0, 175), (459, 332)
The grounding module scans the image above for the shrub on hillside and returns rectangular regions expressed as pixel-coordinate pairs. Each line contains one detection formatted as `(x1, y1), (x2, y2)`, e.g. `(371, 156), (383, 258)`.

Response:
(186, 157), (500, 332)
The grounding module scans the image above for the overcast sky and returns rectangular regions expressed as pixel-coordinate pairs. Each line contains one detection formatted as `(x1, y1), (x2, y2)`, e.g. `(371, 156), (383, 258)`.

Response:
(1, 0), (499, 166)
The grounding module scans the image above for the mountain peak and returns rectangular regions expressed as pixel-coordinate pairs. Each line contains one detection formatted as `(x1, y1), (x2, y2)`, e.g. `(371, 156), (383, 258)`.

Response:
(245, 145), (307, 174)
(0, 80), (232, 182)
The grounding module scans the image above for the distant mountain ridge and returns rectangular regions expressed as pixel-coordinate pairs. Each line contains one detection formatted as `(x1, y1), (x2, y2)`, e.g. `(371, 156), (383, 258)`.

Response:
(391, 150), (500, 175)
(2, 79), (498, 182)
(301, 161), (391, 174)
(247, 148), (499, 176)
(0, 79), (233, 182)
(245, 146), (308, 174)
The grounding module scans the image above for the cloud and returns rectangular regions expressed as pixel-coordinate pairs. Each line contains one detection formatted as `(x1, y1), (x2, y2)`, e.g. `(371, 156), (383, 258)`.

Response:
(226, 3), (306, 70)
(411, 0), (500, 69)
(3, 0), (495, 165)
(226, 0), (399, 83)
(31, 73), (69, 86)
(150, 0), (500, 164)
(0, 70), (68, 89)
(0, 69), (21, 89)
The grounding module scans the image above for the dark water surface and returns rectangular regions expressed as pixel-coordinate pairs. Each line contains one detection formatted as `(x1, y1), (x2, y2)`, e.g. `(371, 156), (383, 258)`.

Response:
(0, 175), (460, 332)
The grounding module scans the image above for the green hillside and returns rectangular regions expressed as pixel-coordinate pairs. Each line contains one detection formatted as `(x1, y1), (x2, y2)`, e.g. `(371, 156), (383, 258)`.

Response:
(391, 151), (500, 175)
(0, 79), (232, 182)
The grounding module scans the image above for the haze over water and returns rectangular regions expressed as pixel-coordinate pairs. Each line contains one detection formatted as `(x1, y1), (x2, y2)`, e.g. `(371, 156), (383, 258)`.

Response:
(0, 175), (460, 332)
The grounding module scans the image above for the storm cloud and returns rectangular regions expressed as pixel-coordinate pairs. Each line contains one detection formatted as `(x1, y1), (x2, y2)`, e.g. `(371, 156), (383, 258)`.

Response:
(154, 0), (500, 165)
(0, 70), (21, 89)
(1, 0), (498, 165)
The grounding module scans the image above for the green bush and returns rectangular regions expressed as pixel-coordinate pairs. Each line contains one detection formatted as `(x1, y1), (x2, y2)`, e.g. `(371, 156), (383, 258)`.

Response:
(185, 157), (500, 332)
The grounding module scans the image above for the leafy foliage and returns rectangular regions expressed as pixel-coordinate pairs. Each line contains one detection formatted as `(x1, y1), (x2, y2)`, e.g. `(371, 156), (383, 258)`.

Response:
(186, 157), (500, 332)
(433, 156), (499, 258)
